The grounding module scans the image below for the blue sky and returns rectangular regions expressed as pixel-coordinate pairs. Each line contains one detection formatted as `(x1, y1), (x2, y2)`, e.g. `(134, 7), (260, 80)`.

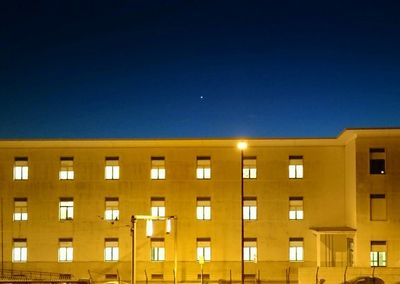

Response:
(1, 1), (400, 138)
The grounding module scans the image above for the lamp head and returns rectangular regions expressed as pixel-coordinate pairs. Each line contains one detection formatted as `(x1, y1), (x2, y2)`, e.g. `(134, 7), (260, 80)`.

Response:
(237, 141), (248, 150)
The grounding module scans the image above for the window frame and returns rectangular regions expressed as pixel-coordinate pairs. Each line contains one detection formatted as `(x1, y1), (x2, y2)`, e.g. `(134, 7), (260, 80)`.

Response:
(370, 241), (387, 267)
(105, 157), (120, 180)
(151, 157), (166, 180)
(151, 238), (165, 262)
(12, 238), (27, 263)
(243, 238), (257, 262)
(289, 156), (303, 179)
(13, 198), (28, 221)
(289, 237), (304, 262)
(369, 148), (386, 175)
(59, 198), (74, 221)
(104, 238), (119, 262)
(58, 238), (73, 262)
(14, 157), (29, 180)
(243, 197), (257, 220)
(151, 197), (166, 217)
(196, 197), (211, 220)
(197, 238), (211, 262)
(59, 157), (74, 180)
(196, 156), (211, 179)
(289, 197), (304, 220)
(243, 156), (257, 179)
(105, 197), (120, 221)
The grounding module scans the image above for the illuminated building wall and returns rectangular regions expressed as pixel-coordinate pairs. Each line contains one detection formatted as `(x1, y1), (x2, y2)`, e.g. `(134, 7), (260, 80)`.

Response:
(0, 128), (399, 283)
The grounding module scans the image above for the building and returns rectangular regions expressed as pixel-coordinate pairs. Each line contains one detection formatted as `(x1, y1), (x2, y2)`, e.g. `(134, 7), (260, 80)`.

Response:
(1, 128), (400, 284)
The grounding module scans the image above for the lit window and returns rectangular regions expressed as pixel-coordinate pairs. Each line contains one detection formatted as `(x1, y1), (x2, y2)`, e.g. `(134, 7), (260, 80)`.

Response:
(197, 238), (211, 261)
(105, 198), (119, 221)
(196, 157), (211, 179)
(243, 197), (257, 220)
(151, 197), (165, 217)
(14, 198), (28, 221)
(289, 238), (304, 262)
(196, 197), (211, 220)
(12, 239), (27, 262)
(289, 197), (304, 220)
(105, 157), (120, 180)
(104, 238), (119, 262)
(58, 238), (73, 262)
(370, 194), (387, 221)
(151, 238), (165, 261)
(370, 241), (386, 267)
(59, 157), (74, 180)
(244, 238), (257, 262)
(370, 148), (385, 174)
(14, 157), (28, 180)
(59, 198), (74, 220)
(243, 156), (257, 179)
(151, 157), (166, 179)
(289, 156), (303, 179)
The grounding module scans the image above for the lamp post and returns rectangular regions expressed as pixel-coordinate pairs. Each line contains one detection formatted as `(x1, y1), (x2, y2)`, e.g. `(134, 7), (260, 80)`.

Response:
(131, 215), (177, 284)
(237, 141), (247, 284)
(198, 255), (205, 284)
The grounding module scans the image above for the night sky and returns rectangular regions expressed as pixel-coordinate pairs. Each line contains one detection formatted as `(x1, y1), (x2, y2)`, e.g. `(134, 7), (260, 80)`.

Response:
(1, 1), (400, 139)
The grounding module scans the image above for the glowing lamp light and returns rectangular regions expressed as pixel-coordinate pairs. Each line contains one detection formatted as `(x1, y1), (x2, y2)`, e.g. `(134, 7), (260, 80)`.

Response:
(166, 218), (172, 234)
(237, 141), (248, 150)
(146, 219), (153, 237)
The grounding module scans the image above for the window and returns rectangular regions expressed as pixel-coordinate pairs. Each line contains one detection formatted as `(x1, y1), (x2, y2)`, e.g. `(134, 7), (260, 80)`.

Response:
(151, 238), (165, 261)
(58, 238), (73, 262)
(370, 194), (387, 221)
(197, 238), (211, 261)
(289, 197), (304, 220)
(59, 157), (74, 180)
(151, 274), (164, 280)
(14, 157), (28, 180)
(370, 148), (385, 174)
(197, 157), (211, 179)
(104, 238), (119, 262)
(12, 239), (27, 262)
(105, 157), (120, 180)
(59, 198), (74, 220)
(197, 274), (210, 280)
(151, 157), (166, 179)
(244, 238), (257, 262)
(289, 156), (303, 179)
(105, 198), (119, 221)
(289, 238), (304, 262)
(14, 198), (28, 221)
(105, 274), (118, 281)
(370, 241), (386, 267)
(196, 197), (211, 220)
(243, 197), (257, 220)
(243, 156), (257, 179)
(151, 197), (165, 217)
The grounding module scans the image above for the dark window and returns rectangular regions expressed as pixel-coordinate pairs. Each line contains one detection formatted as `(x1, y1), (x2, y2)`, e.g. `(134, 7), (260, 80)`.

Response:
(370, 148), (385, 174)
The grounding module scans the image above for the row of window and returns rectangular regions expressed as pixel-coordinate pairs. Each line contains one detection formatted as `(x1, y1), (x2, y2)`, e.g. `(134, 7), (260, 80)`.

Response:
(13, 193), (386, 222)
(11, 237), (304, 263)
(11, 156), (303, 181)
(9, 148), (389, 181)
(10, 238), (389, 267)
(11, 197), (305, 221)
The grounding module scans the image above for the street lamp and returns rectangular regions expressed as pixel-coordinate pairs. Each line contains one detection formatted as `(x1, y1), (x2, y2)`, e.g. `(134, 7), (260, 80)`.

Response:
(237, 141), (247, 284)
(131, 215), (177, 284)
(198, 255), (205, 284)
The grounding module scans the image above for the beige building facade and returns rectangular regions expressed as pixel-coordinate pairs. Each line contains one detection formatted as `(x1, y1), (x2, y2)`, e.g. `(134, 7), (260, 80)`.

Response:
(0, 128), (400, 283)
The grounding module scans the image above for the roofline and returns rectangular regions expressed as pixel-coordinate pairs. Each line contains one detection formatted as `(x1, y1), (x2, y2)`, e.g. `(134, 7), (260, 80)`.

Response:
(0, 128), (399, 148)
